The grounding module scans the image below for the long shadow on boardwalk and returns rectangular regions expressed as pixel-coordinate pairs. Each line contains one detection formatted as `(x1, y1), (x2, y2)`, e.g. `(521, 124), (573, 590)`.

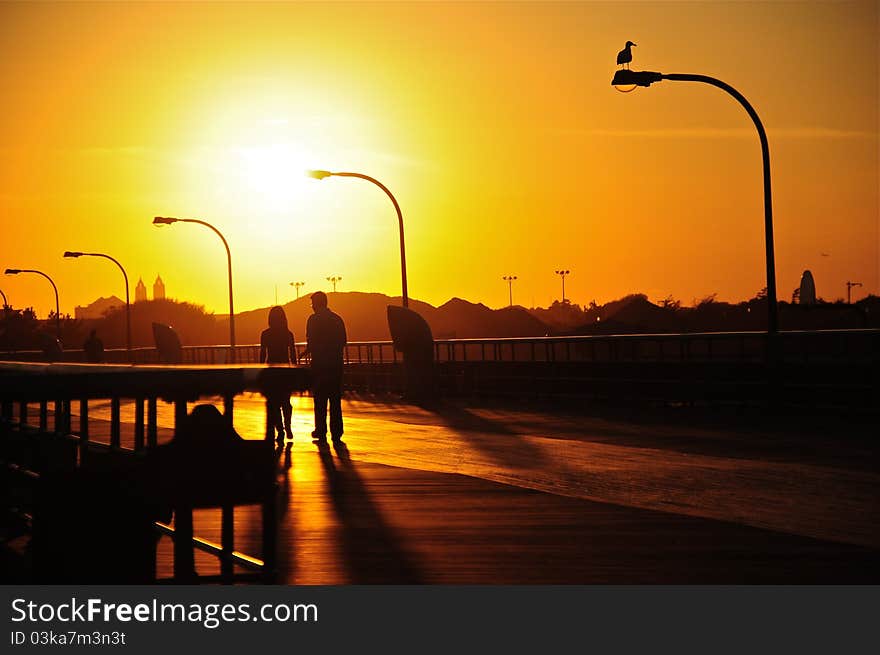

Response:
(316, 441), (422, 583)
(418, 400), (550, 470)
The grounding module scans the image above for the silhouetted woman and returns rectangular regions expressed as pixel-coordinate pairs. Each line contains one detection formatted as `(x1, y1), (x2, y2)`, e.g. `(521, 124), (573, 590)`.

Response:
(260, 305), (297, 443)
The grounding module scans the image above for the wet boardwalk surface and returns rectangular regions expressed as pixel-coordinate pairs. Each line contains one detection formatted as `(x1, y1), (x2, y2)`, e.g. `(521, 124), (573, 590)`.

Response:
(62, 393), (880, 584)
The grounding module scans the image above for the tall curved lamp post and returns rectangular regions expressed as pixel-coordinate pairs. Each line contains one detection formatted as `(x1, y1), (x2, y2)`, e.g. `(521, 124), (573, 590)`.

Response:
(611, 65), (778, 334)
(0, 287), (7, 309)
(5, 268), (61, 338)
(153, 216), (236, 361)
(308, 170), (409, 307)
(64, 251), (132, 355)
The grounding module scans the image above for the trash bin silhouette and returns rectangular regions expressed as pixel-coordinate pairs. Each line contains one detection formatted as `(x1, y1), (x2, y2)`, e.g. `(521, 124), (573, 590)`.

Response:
(387, 305), (434, 401)
(152, 322), (182, 364)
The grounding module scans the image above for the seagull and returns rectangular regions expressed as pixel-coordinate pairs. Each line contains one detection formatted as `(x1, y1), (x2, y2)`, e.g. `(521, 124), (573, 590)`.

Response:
(617, 41), (636, 69)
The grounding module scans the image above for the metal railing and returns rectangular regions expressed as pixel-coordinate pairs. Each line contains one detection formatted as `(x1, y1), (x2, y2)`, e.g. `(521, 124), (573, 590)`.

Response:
(0, 363), (309, 583)
(2, 330), (876, 409)
(3, 329), (877, 365)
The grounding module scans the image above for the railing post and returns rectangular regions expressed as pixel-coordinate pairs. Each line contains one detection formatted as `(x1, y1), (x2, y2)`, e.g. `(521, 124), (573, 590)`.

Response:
(134, 398), (145, 451)
(39, 400), (47, 433)
(147, 397), (158, 448)
(53, 400), (63, 434)
(264, 395), (274, 441)
(174, 399), (187, 432)
(173, 505), (196, 582)
(18, 401), (27, 427)
(221, 505), (234, 584)
(78, 399), (89, 463)
(110, 397), (121, 448)
(171, 397), (196, 581)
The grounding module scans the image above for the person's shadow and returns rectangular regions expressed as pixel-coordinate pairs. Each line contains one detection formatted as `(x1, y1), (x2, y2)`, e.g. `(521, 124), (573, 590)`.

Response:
(275, 441), (293, 470)
(315, 441), (422, 583)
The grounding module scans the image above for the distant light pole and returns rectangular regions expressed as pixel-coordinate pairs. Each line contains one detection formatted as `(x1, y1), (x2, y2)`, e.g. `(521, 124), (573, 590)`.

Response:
(846, 281), (863, 305)
(555, 269), (570, 303)
(153, 216), (236, 360)
(612, 59), (778, 334)
(5, 268), (61, 338)
(0, 287), (7, 309)
(502, 275), (518, 307)
(308, 170), (409, 307)
(290, 281), (305, 299)
(326, 276), (342, 293)
(64, 251), (132, 355)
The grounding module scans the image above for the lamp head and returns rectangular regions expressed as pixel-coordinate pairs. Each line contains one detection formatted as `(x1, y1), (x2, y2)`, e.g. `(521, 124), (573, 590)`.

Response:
(63, 251), (83, 258)
(5, 269), (21, 275)
(153, 216), (178, 225)
(611, 69), (662, 88)
(307, 170), (333, 180)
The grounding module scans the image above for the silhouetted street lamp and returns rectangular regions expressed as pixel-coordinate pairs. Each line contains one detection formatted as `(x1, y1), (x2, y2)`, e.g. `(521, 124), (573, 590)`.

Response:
(611, 60), (778, 334)
(555, 269), (570, 303)
(326, 276), (342, 293)
(64, 251), (132, 355)
(5, 268), (61, 338)
(290, 281), (305, 299)
(153, 216), (236, 360)
(308, 170), (409, 307)
(502, 275), (518, 307)
(846, 281), (863, 305)
(0, 287), (7, 309)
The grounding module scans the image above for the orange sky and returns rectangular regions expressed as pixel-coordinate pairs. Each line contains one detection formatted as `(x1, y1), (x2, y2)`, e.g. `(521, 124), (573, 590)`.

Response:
(1, 1), (877, 318)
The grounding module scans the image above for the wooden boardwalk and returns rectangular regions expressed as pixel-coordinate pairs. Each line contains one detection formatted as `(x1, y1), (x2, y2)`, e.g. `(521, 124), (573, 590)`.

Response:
(70, 393), (880, 583)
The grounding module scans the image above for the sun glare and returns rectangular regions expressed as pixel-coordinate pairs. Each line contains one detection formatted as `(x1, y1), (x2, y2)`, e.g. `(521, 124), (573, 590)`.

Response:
(236, 143), (311, 214)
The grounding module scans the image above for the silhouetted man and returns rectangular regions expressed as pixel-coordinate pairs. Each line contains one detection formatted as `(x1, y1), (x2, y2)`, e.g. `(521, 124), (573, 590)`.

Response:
(306, 291), (347, 442)
(83, 329), (104, 363)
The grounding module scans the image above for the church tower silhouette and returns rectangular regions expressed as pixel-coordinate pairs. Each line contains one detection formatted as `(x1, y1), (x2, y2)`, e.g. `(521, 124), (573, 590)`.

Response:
(153, 275), (165, 300)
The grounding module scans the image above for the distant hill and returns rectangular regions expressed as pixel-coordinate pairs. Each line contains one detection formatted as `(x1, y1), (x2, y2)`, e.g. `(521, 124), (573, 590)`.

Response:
(69, 291), (878, 349)
(231, 292), (550, 343)
(74, 295), (124, 320)
(429, 298), (548, 339)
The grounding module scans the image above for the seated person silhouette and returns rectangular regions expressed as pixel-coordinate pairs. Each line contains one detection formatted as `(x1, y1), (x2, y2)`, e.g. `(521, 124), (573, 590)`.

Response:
(83, 329), (104, 363)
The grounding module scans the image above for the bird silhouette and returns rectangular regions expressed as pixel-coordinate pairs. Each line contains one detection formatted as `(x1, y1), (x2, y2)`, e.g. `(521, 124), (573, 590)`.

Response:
(617, 41), (636, 69)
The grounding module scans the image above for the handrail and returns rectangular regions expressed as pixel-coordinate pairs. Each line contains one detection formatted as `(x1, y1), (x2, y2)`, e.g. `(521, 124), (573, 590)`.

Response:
(2, 329), (877, 365)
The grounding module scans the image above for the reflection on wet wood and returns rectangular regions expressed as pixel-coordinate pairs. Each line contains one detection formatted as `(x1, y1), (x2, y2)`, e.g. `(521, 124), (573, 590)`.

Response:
(36, 396), (880, 583)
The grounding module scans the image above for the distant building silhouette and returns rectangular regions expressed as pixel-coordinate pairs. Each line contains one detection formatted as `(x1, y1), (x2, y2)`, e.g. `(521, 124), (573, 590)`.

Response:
(74, 295), (124, 320)
(153, 275), (165, 300)
(135, 278), (147, 303)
